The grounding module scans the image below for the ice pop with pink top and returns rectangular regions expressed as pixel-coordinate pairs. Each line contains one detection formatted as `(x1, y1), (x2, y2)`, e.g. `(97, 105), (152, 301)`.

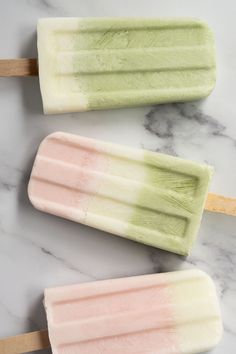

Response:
(44, 269), (222, 354)
(28, 132), (213, 255)
(0, 269), (222, 353)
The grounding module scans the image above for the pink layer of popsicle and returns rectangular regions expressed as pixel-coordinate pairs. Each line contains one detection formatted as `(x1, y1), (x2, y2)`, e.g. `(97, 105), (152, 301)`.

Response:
(29, 134), (108, 216)
(45, 273), (178, 354)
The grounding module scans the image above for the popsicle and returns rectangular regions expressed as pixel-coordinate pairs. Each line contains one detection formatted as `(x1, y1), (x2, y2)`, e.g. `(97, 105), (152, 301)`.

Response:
(0, 17), (216, 114)
(28, 132), (214, 255)
(0, 269), (222, 354)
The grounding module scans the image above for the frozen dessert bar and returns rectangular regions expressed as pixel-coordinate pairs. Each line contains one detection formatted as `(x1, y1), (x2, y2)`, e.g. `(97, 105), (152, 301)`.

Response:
(28, 132), (212, 255)
(37, 17), (216, 113)
(44, 269), (222, 354)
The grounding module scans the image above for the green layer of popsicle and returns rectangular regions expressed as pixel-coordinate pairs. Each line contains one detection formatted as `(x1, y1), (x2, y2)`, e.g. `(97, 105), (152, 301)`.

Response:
(127, 150), (213, 255)
(38, 17), (216, 113)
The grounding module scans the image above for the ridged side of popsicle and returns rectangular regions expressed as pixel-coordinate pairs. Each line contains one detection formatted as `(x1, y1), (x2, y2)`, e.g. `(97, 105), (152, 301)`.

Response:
(37, 17), (216, 114)
(28, 132), (212, 255)
(44, 269), (222, 354)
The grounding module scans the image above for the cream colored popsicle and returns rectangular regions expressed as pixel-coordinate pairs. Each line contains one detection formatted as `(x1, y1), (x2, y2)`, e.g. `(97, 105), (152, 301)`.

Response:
(37, 17), (216, 114)
(28, 132), (212, 255)
(44, 269), (222, 354)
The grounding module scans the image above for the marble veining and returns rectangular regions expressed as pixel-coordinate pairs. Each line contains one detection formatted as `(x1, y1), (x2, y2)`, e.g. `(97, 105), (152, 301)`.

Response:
(28, 0), (67, 16)
(0, 0), (236, 353)
(144, 102), (236, 158)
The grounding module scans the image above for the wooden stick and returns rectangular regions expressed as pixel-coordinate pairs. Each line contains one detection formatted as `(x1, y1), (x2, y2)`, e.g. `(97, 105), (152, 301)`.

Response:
(205, 193), (236, 216)
(0, 59), (38, 76)
(0, 330), (50, 354)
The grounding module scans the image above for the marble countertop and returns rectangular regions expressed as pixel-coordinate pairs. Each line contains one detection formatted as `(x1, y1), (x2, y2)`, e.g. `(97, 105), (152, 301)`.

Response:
(0, 0), (236, 353)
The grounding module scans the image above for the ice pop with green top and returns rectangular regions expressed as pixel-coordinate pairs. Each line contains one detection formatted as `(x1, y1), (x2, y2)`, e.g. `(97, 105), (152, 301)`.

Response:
(28, 132), (213, 255)
(37, 17), (216, 114)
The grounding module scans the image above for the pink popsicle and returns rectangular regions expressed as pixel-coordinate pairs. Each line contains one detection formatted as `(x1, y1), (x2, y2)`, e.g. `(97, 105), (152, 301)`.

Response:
(44, 269), (222, 354)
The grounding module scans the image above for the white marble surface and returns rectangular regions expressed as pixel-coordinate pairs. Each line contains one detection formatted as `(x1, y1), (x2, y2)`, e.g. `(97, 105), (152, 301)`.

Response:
(0, 0), (236, 353)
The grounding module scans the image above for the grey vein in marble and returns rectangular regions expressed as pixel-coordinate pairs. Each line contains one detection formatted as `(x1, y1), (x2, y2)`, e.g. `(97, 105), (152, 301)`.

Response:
(144, 102), (236, 157)
(27, 0), (67, 15)
(0, 223), (95, 281)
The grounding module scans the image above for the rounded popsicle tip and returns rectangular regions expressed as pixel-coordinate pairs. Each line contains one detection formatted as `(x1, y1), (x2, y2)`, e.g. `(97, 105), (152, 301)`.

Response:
(178, 269), (223, 352)
(27, 132), (63, 212)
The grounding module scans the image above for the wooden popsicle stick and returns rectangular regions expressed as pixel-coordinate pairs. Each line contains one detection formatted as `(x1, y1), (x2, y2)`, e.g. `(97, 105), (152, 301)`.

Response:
(0, 59), (38, 76)
(0, 330), (50, 354)
(205, 193), (236, 216)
